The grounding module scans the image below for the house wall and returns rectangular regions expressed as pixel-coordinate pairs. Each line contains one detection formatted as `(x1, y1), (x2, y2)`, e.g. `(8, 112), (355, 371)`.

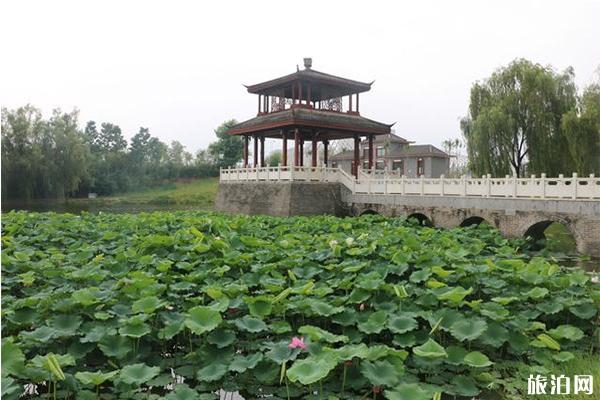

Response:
(331, 156), (448, 178)
(430, 157), (449, 178)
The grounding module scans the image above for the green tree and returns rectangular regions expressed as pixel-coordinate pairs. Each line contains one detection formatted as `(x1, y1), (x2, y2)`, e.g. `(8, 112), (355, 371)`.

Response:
(1, 105), (46, 199)
(461, 59), (577, 177)
(45, 109), (89, 199)
(207, 120), (243, 168)
(82, 120), (129, 194)
(561, 83), (600, 175)
(267, 150), (281, 166)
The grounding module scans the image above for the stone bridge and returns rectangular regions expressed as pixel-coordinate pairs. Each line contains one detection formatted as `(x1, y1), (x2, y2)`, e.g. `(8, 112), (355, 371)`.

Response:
(217, 166), (600, 257)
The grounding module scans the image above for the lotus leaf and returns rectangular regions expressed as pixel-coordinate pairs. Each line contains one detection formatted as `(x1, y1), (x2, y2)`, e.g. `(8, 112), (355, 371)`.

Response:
(450, 318), (487, 341)
(184, 306), (222, 335)
(298, 325), (349, 343)
(358, 311), (387, 334)
(385, 383), (431, 400)
(413, 338), (447, 359)
(463, 351), (493, 367)
(233, 315), (268, 333)
(132, 296), (163, 314)
(286, 354), (337, 385)
(547, 325), (584, 341)
(119, 363), (160, 385)
(360, 360), (400, 387)
(1, 339), (24, 377)
(196, 363), (228, 382)
(75, 370), (119, 386)
(388, 315), (418, 334)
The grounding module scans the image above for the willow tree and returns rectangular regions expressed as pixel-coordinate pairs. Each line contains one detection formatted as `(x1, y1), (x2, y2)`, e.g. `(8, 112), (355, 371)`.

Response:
(461, 59), (577, 177)
(561, 83), (600, 175)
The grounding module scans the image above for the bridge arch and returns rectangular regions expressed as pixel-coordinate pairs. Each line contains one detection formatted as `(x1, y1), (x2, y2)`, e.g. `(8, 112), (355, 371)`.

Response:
(521, 217), (580, 253)
(406, 213), (433, 227)
(359, 209), (380, 216)
(460, 216), (488, 227)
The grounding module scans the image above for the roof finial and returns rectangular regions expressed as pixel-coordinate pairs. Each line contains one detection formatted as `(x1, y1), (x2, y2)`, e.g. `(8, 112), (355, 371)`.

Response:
(303, 57), (312, 69)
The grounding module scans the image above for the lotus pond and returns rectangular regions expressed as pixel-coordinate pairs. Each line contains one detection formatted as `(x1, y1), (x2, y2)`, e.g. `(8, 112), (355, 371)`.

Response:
(1, 211), (599, 399)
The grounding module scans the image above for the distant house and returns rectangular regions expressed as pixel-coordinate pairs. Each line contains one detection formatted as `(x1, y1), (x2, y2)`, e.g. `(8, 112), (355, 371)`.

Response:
(329, 133), (449, 178)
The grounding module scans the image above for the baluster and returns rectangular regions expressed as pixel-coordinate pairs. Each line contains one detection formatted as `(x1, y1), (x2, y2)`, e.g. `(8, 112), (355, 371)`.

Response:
(541, 173), (546, 199)
(401, 175), (406, 195)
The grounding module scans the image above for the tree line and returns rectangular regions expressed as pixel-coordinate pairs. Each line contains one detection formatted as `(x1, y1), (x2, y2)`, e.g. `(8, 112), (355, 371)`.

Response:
(1, 106), (242, 200)
(461, 59), (600, 177)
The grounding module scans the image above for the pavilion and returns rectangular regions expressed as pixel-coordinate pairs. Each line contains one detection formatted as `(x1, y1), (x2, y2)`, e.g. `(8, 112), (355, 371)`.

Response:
(227, 58), (393, 176)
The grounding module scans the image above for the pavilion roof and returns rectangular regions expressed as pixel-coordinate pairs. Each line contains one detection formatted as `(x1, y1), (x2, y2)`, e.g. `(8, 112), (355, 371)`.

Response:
(245, 67), (373, 101)
(227, 108), (393, 139)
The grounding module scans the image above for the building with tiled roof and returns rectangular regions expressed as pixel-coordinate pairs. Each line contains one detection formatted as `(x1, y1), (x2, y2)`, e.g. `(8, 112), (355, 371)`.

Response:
(329, 133), (449, 178)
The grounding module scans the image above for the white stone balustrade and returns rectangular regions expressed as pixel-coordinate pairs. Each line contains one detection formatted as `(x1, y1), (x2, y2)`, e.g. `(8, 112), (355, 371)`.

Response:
(220, 167), (600, 200)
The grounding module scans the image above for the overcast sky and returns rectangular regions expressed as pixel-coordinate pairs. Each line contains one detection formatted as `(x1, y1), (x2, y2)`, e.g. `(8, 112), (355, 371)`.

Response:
(2, 0), (599, 155)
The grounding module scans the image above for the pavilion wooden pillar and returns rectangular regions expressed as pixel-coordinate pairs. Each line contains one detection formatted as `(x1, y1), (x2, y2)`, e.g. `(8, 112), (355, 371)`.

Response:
(368, 134), (374, 170)
(353, 134), (360, 177)
(323, 140), (329, 166)
(260, 136), (265, 167)
(349, 93), (353, 112)
(282, 132), (288, 166)
(243, 135), (249, 167)
(253, 136), (258, 167)
(311, 137), (318, 167)
(300, 139), (304, 166)
(294, 129), (300, 167)
(356, 93), (360, 113)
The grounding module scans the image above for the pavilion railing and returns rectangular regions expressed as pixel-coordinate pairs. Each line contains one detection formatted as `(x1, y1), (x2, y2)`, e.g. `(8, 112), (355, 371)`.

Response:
(219, 167), (600, 200)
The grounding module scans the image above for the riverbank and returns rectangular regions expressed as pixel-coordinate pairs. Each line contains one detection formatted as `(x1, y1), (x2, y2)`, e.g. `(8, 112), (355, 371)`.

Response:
(1, 178), (219, 213)
(79, 177), (218, 207)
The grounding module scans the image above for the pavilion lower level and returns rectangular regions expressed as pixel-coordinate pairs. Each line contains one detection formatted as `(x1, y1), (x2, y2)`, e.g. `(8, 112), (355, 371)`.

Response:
(242, 129), (377, 177)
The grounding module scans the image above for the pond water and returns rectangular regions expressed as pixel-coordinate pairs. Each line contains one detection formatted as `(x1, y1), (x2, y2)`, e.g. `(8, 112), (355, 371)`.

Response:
(1, 200), (207, 214)
(2, 200), (598, 272)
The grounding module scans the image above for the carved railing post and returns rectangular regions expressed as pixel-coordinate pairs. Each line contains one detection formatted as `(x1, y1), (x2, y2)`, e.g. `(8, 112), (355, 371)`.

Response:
(541, 173), (546, 199)
(572, 172), (578, 199)
(402, 175), (406, 195)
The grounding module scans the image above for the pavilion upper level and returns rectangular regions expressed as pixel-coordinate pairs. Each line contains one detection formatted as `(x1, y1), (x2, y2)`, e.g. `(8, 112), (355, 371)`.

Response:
(227, 59), (393, 176)
(228, 58), (393, 140)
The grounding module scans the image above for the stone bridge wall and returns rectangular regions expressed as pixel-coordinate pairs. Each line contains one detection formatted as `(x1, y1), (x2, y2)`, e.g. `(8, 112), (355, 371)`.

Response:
(346, 193), (600, 257)
(216, 181), (600, 257)
(215, 181), (345, 217)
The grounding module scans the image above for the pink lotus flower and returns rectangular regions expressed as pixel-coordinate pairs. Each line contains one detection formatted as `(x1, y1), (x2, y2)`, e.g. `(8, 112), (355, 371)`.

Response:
(288, 336), (306, 350)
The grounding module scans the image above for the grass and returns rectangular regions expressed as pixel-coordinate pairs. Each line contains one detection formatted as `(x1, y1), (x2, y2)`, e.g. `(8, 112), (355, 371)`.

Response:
(72, 178), (219, 208)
